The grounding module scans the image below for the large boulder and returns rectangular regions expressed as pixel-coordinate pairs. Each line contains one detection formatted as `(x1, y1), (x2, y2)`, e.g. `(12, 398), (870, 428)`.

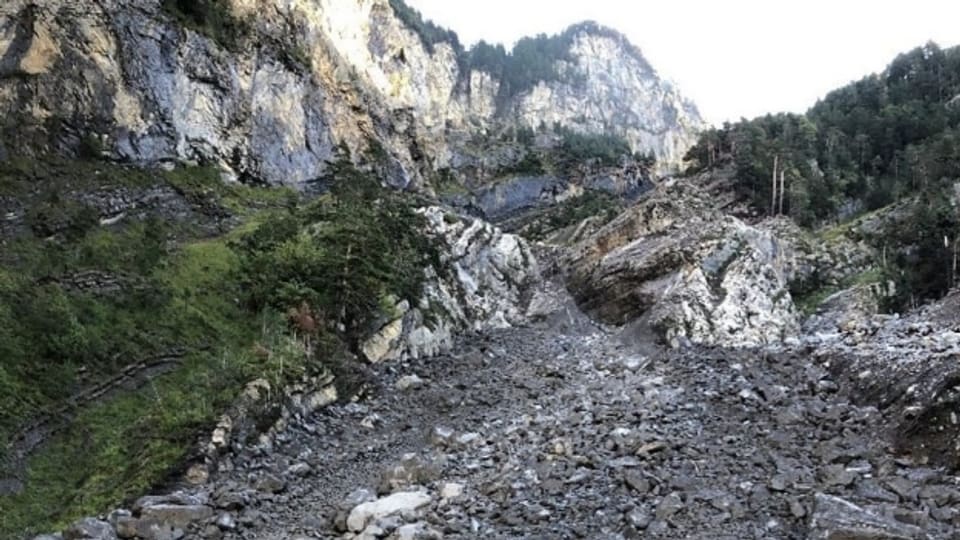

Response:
(807, 493), (923, 539)
(346, 491), (432, 532)
(565, 177), (799, 347)
(62, 518), (117, 540)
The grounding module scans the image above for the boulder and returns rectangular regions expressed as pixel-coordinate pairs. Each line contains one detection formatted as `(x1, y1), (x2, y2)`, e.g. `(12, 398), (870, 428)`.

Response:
(138, 504), (214, 530)
(62, 518), (117, 540)
(807, 493), (924, 539)
(565, 177), (799, 347)
(346, 491), (432, 532)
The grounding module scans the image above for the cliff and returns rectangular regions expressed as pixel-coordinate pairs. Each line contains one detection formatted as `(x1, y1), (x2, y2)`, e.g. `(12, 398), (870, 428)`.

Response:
(0, 0), (703, 189)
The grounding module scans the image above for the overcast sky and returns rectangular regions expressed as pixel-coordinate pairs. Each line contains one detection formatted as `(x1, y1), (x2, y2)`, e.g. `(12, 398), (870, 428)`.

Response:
(405, 0), (960, 125)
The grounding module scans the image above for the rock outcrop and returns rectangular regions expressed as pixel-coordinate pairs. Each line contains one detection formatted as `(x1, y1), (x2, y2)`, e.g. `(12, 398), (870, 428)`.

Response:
(564, 174), (800, 347)
(362, 206), (539, 362)
(0, 0), (702, 189)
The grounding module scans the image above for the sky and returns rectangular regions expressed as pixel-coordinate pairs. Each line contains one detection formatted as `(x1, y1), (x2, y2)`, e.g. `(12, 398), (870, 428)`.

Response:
(405, 0), (960, 126)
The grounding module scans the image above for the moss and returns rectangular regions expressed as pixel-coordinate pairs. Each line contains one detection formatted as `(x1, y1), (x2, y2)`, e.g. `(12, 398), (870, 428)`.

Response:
(433, 168), (469, 196)
(0, 156), (156, 198)
(794, 268), (886, 316)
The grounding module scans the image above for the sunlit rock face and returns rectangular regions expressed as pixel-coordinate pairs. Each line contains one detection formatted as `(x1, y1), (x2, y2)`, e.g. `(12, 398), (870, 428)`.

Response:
(0, 0), (703, 187)
(510, 30), (703, 172)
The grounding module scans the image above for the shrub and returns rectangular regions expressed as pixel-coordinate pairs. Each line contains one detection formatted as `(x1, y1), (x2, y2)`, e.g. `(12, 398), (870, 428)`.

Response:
(558, 129), (632, 168)
(232, 151), (440, 350)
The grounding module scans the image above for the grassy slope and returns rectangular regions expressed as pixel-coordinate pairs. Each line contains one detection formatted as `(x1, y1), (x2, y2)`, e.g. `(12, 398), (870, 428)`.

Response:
(0, 159), (303, 536)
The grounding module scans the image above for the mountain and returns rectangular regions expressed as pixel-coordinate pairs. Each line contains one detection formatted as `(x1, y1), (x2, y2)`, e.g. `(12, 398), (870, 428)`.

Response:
(5, 4), (960, 539)
(0, 0), (703, 189)
(683, 41), (960, 310)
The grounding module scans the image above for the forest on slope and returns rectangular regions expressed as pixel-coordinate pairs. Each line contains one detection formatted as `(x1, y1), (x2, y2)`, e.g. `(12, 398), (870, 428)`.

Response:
(684, 42), (960, 307)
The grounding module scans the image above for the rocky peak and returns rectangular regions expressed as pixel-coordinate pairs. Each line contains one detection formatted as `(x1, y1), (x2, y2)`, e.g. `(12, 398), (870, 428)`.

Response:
(506, 22), (703, 171)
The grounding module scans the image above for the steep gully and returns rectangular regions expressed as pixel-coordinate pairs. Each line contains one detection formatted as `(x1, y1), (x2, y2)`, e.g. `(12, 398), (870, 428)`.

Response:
(93, 270), (960, 540)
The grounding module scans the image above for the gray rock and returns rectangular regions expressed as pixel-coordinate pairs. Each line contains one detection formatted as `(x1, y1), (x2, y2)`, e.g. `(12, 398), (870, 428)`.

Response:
(346, 491), (432, 532)
(655, 492), (684, 520)
(395, 374), (425, 391)
(133, 493), (206, 512)
(339, 488), (378, 511)
(286, 462), (312, 477)
(807, 493), (924, 540)
(254, 473), (286, 494)
(626, 508), (652, 529)
(379, 454), (442, 494)
(215, 513), (236, 531)
(63, 518), (117, 540)
(138, 504), (214, 530)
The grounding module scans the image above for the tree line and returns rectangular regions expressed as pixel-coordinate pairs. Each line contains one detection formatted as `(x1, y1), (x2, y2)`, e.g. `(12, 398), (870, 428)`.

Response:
(685, 42), (960, 306)
(389, 1), (644, 101)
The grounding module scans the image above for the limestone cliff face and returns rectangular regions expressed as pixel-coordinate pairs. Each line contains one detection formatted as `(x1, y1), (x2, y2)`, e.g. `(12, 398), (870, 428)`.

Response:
(0, 0), (703, 188)
(509, 30), (703, 173)
(564, 172), (801, 348)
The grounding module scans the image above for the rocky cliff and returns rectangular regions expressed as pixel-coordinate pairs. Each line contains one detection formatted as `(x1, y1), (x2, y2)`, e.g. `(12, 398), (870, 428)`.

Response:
(0, 0), (703, 189)
(564, 172), (802, 348)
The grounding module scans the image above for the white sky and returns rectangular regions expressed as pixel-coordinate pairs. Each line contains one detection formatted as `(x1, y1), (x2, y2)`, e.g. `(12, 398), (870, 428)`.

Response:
(405, 0), (960, 126)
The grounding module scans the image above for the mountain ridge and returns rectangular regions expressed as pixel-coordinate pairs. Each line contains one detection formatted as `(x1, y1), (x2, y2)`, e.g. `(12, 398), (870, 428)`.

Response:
(0, 0), (704, 189)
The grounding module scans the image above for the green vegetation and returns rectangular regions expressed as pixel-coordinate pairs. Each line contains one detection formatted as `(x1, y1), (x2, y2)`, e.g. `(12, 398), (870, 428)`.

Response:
(161, 0), (250, 51)
(0, 157), (296, 535)
(793, 268), (886, 316)
(497, 152), (547, 177)
(388, 1), (638, 102)
(686, 42), (960, 308)
(163, 163), (298, 215)
(0, 149), (436, 536)
(388, 0), (462, 55)
(233, 150), (440, 351)
(557, 129), (634, 168)
(466, 22), (647, 101)
(521, 190), (624, 241)
(686, 43), (960, 223)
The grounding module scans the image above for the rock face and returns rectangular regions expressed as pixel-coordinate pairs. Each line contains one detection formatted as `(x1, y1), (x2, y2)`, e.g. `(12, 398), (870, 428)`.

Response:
(565, 175), (800, 347)
(510, 26), (702, 172)
(0, 1), (702, 188)
(362, 206), (539, 362)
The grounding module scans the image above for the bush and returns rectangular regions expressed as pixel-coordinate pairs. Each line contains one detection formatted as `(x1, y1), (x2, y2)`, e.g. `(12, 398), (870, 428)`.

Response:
(233, 151), (440, 350)
(77, 134), (103, 161)
(388, 0), (462, 55)
(500, 152), (546, 176)
(558, 129), (632, 168)
(26, 197), (99, 240)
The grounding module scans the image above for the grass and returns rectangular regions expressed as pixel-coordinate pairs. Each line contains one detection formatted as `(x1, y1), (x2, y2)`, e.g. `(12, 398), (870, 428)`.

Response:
(0, 158), (308, 537)
(0, 152), (437, 537)
(162, 164), (298, 216)
(520, 190), (624, 242)
(817, 202), (898, 243)
(794, 268), (886, 317)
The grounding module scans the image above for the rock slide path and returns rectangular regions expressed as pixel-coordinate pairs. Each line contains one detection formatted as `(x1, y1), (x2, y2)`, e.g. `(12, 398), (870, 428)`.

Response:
(210, 306), (959, 539)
